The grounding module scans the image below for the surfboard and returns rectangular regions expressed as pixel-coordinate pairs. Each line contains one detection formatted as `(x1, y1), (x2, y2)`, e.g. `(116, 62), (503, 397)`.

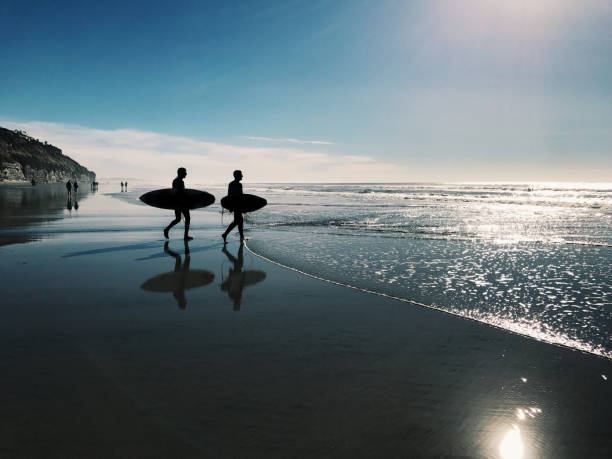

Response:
(140, 270), (215, 292)
(139, 189), (215, 210)
(220, 194), (267, 213)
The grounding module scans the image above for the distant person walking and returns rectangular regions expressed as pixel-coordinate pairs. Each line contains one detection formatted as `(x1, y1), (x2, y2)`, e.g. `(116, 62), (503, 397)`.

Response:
(164, 167), (192, 241)
(222, 170), (244, 244)
(121, 181), (124, 191)
(124, 181), (128, 190)
(73, 180), (79, 194)
(66, 180), (72, 196)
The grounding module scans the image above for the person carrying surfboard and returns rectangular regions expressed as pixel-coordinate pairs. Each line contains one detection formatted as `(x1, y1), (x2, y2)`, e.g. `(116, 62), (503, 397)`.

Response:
(222, 170), (244, 244)
(164, 167), (193, 241)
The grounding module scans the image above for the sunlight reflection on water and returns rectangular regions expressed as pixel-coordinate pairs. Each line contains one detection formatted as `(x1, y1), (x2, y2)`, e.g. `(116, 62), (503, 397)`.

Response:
(250, 233), (611, 357)
(246, 183), (612, 357)
(499, 425), (524, 459)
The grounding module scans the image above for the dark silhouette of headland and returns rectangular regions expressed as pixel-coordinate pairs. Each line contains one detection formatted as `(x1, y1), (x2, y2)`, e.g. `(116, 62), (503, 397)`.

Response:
(0, 127), (95, 184)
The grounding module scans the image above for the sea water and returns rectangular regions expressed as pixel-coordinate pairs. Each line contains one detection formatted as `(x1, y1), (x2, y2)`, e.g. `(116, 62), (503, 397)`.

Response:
(238, 183), (611, 358)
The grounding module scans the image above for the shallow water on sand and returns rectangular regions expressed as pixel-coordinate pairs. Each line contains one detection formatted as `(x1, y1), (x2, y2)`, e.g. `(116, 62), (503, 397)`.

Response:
(1, 181), (611, 358)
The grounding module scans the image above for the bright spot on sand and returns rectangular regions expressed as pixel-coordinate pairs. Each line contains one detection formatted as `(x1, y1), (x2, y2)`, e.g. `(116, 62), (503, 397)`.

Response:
(499, 425), (524, 459)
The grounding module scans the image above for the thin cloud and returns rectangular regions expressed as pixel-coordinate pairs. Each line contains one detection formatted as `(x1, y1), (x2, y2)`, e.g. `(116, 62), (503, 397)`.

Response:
(1, 120), (410, 183)
(243, 136), (334, 145)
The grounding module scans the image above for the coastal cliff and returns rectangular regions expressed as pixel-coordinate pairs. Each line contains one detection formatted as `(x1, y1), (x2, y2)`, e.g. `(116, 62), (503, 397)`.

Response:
(0, 127), (95, 183)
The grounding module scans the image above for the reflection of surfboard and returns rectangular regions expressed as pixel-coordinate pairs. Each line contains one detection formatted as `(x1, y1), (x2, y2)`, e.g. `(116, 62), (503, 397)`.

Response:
(221, 194), (267, 213)
(140, 189), (215, 210)
(141, 270), (214, 292)
(220, 270), (266, 291)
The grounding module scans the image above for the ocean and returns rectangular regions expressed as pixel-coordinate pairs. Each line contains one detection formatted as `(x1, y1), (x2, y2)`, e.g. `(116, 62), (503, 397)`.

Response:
(236, 182), (612, 358)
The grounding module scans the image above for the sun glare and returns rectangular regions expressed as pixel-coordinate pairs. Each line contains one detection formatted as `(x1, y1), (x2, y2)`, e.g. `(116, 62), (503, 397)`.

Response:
(499, 425), (524, 459)
(488, 0), (572, 18)
(435, 0), (578, 43)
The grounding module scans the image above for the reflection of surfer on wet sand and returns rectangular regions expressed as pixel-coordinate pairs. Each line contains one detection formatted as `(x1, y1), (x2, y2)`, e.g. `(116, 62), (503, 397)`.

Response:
(166, 241), (189, 308)
(140, 241), (214, 309)
(221, 243), (266, 311)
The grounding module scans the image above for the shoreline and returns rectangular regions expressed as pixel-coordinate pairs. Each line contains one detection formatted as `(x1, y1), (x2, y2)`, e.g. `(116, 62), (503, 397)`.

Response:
(245, 242), (612, 361)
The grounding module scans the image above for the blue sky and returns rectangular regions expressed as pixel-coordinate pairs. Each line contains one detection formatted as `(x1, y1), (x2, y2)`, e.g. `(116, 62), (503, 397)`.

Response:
(1, 0), (611, 181)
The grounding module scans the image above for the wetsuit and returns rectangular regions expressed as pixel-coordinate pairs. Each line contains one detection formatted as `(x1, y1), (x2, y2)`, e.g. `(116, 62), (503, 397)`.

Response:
(164, 177), (190, 238)
(222, 180), (244, 241)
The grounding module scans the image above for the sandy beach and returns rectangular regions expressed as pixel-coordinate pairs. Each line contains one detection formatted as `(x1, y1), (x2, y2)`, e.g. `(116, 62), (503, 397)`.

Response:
(0, 183), (610, 458)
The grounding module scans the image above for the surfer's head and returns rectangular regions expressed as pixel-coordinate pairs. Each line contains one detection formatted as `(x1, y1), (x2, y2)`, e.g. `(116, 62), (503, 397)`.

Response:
(233, 170), (243, 181)
(177, 167), (187, 178)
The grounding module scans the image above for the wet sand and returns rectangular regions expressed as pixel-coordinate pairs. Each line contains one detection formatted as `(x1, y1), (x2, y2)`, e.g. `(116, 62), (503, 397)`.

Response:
(0, 184), (610, 458)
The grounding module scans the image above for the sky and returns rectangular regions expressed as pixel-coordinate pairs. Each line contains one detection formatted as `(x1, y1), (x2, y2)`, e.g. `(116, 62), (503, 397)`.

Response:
(1, 0), (611, 182)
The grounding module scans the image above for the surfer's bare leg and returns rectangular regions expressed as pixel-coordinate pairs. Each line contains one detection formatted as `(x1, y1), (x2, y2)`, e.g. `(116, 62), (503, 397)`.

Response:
(164, 209), (181, 238)
(223, 211), (243, 242)
(183, 209), (193, 240)
(222, 219), (237, 243)
(237, 212), (244, 241)
(222, 222), (236, 243)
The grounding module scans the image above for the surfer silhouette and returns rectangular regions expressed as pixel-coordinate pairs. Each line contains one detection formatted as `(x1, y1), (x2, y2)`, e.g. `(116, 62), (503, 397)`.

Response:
(66, 180), (72, 196)
(164, 167), (192, 241)
(222, 170), (244, 244)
